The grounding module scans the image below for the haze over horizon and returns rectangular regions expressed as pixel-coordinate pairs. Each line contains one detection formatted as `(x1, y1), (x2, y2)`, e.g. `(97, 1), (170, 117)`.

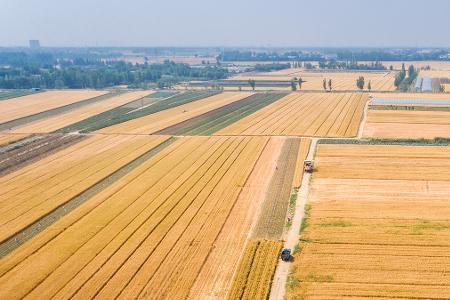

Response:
(1, 0), (450, 48)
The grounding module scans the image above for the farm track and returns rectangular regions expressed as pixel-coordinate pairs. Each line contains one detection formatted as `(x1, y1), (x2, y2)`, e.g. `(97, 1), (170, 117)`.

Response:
(0, 136), (266, 300)
(154, 93), (288, 136)
(0, 137), (175, 258)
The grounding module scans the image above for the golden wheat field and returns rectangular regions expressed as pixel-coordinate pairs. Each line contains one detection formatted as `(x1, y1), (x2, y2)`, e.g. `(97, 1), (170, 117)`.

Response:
(5, 91), (152, 134)
(217, 93), (367, 137)
(364, 109), (450, 138)
(228, 240), (282, 300)
(0, 136), (271, 300)
(98, 92), (252, 134)
(371, 92), (450, 101)
(0, 134), (168, 244)
(188, 137), (283, 299)
(288, 144), (450, 299)
(0, 90), (108, 125)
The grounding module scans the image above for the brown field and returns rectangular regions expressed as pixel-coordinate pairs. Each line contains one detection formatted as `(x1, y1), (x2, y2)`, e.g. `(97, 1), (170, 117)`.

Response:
(0, 136), (269, 300)
(0, 90), (108, 125)
(98, 92), (252, 134)
(0, 134), (168, 243)
(288, 144), (450, 299)
(5, 91), (152, 134)
(0, 134), (29, 146)
(363, 109), (450, 138)
(217, 93), (367, 137)
(228, 240), (282, 300)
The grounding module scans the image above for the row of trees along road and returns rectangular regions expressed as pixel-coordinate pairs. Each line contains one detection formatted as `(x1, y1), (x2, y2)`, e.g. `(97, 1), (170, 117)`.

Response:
(246, 77), (373, 91)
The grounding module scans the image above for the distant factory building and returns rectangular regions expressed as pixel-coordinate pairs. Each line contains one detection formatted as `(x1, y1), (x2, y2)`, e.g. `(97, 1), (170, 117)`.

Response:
(29, 40), (41, 49)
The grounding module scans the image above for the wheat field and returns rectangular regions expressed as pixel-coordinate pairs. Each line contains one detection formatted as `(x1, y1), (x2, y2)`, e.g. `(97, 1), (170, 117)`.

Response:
(288, 144), (450, 299)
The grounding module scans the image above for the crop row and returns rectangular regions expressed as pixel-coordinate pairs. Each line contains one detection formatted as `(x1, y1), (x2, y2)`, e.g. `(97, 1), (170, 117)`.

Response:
(288, 144), (450, 299)
(156, 92), (288, 136)
(217, 93), (367, 137)
(0, 90), (108, 125)
(98, 92), (251, 135)
(0, 136), (266, 299)
(60, 91), (219, 133)
(228, 239), (282, 300)
(0, 134), (169, 244)
(7, 91), (151, 134)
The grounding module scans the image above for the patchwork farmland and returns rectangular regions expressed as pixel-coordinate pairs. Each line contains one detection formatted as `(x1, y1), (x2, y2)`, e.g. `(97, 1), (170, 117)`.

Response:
(288, 144), (450, 299)
(0, 78), (450, 300)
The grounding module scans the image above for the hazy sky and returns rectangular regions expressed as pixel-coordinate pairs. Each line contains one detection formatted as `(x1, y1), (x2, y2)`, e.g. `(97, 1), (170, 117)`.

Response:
(1, 0), (450, 47)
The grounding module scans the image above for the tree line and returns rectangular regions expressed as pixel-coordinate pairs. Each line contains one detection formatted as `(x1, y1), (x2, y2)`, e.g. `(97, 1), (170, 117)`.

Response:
(0, 52), (228, 89)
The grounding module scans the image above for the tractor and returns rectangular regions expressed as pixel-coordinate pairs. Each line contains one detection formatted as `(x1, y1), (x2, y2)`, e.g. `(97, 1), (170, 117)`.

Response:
(280, 248), (292, 262)
(304, 160), (314, 173)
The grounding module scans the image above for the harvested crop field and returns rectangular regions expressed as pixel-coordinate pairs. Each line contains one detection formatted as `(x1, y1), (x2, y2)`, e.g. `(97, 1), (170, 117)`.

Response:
(98, 92), (252, 134)
(0, 136), (268, 300)
(252, 138), (302, 239)
(217, 93), (367, 137)
(364, 109), (450, 138)
(0, 90), (108, 125)
(4, 91), (152, 134)
(288, 144), (450, 299)
(156, 93), (288, 135)
(0, 134), (169, 244)
(228, 240), (282, 300)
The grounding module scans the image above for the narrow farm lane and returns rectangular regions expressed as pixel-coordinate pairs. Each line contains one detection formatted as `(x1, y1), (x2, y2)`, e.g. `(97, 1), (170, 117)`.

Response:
(269, 138), (318, 300)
